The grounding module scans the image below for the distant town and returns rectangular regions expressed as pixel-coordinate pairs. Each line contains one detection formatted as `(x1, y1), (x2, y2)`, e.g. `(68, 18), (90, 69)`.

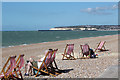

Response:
(49, 25), (120, 31)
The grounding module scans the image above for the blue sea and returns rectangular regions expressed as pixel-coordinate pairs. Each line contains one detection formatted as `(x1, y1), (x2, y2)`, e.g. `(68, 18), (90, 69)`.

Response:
(2, 31), (118, 47)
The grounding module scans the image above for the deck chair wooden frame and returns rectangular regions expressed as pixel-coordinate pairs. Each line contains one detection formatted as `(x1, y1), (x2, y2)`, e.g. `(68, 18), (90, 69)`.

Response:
(32, 50), (57, 77)
(95, 41), (106, 52)
(80, 44), (90, 59)
(0, 56), (16, 79)
(13, 54), (24, 80)
(62, 44), (76, 60)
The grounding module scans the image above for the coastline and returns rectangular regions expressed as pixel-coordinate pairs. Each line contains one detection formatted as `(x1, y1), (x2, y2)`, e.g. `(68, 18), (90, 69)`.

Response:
(1, 34), (118, 78)
(2, 34), (118, 48)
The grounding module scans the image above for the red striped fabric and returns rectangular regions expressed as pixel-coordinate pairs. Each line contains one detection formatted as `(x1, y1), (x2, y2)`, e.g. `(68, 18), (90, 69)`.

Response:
(66, 44), (74, 55)
(51, 49), (58, 63)
(97, 41), (105, 49)
(82, 45), (89, 53)
(17, 55), (24, 71)
(0, 56), (16, 78)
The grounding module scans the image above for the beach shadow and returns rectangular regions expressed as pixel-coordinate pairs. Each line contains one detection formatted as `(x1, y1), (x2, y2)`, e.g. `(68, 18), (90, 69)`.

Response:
(98, 49), (109, 52)
(90, 57), (98, 59)
(76, 58), (89, 59)
(55, 68), (73, 73)
(62, 59), (76, 60)
(35, 68), (73, 76)
(76, 57), (98, 59)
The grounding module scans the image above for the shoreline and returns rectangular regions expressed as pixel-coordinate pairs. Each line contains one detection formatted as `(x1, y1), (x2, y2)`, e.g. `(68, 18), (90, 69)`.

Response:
(2, 34), (118, 57)
(2, 34), (118, 48)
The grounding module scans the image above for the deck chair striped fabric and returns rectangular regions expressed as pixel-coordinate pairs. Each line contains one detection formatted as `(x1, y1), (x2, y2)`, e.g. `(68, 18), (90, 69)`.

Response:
(13, 54), (24, 79)
(0, 56), (16, 79)
(51, 49), (58, 63)
(44, 50), (53, 68)
(62, 44), (76, 60)
(80, 44), (90, 59)
(46, 49), (61, 75)
(49, 49), (58, 69)
(32, 50), (57, 77)
(95, 41), (106, 52)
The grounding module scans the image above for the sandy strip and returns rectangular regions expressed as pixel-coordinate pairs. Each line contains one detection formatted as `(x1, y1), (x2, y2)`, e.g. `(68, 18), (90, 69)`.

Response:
(1, 34), (119, 78)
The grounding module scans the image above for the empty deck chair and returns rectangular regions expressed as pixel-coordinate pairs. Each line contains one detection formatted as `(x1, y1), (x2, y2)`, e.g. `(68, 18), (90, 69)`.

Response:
(13, 54), (24, 79)
(80, 44), (90, 59)
(62, 44), (76, 60)
(0, 56), (16, 79)
(32, 50), (57, 77)
(95, 41), (106, 52)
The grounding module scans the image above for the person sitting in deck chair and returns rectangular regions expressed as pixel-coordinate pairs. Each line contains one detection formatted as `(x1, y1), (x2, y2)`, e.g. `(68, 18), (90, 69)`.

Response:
(89, 48), (96, 58)
(80, 43), (96, 59)
(24, 49), (53, 76)
(85, 43), (96, 58)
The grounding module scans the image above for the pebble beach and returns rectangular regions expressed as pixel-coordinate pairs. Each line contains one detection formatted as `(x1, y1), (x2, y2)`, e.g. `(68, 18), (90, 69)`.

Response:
(1, 34), (118, 78)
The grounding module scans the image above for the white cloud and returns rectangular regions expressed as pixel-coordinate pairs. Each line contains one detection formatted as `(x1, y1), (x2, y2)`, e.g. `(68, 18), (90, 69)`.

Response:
(87, 8), (92, 12)
(81, 4), (118, 15)
(112, 4), (118, 9)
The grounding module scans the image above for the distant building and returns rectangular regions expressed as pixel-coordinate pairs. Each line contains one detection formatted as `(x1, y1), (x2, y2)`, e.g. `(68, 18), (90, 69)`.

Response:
(50, 27), (97, 31)
(49, 25), (120, 31)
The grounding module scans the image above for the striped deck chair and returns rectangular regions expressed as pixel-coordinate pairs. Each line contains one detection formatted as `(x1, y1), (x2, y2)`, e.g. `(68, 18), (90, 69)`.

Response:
(32, 50), (57, 77)
(95, 41), (106, 52)
(62, 44), (76, 60)
(0, 56), (16, 79)
(49, 49), (58, 70)
(80, 44), (90, 59)
(13, 54), (24, 79)
(47, 49), (61, 75)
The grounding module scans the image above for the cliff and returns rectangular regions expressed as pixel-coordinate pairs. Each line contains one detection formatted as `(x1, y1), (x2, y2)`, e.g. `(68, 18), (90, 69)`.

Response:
(50, 27), (97, 31)
(49, 25), (120, 31)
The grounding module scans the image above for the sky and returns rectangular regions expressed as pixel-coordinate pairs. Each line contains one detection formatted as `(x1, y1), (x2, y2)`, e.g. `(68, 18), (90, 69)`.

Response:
(2, 0), (120, 2)
(2, 2), (118, 31)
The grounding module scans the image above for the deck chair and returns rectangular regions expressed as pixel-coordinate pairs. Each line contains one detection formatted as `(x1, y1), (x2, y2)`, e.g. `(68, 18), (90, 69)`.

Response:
(62, 44), (76, 60)
(47, 49), (61, 75)
(80, 44), (90, 59)
(13, 54), (24, 79)
(95, 41), (106, 52)
(49, 49), (58, 70)
(32, 50), (57, 77)
(0, 56), (16, 79)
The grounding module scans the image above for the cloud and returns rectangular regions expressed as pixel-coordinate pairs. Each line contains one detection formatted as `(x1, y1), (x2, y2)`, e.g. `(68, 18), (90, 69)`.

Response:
(81, 4), (118, 15)
(112, 4), (118, 9)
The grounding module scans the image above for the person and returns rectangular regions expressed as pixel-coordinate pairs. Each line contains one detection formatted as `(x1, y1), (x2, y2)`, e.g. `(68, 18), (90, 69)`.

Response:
(89, 48), (96, 58)
(24, 49), (53, 76)
(84, 43), (96, 58)
(24, 58), (33, 76)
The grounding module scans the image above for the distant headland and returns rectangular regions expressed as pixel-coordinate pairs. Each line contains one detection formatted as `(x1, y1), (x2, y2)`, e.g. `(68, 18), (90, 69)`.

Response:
(49, 25), (120, 31)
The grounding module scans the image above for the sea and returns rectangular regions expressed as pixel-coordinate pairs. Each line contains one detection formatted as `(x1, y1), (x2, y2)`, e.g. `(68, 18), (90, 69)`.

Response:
(2, 31), (118, 48)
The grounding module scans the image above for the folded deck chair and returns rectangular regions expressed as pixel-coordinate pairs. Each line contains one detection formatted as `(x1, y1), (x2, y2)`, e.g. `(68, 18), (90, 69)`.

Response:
(32, 50), (57, 77)
(13, 54), (24, 79)
(62, 44), (76, 60)
(0, 56), (16, 79)
(80, 44), (90, 59)
(95, 41), (106, 52)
